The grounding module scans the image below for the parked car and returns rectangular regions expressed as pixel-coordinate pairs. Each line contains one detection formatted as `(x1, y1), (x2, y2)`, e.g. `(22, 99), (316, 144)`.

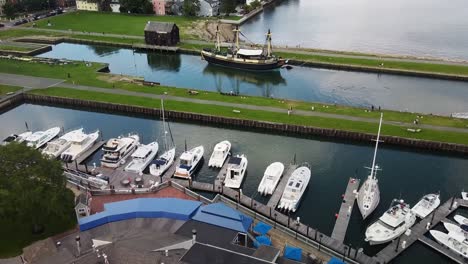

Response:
(0, 23), (4, 28)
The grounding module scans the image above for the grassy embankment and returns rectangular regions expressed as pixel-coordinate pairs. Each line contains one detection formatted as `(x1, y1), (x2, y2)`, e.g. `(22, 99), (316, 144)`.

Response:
(28, 87), (468, 145)
(0, 58), (467, 131)
(0, 85), (21, 95)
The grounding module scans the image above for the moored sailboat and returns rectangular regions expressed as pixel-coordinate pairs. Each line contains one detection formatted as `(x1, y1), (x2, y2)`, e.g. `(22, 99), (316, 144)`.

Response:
(357, 113), (384, 220)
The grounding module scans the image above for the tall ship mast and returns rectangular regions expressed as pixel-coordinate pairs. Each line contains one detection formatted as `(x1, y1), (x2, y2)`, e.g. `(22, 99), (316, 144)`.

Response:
(201, 26), (286, 70)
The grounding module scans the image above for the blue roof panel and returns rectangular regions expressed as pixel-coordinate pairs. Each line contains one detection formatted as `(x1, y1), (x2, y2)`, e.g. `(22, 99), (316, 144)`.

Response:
(192, 203), (252, 233)
(284, 246), (302, 261)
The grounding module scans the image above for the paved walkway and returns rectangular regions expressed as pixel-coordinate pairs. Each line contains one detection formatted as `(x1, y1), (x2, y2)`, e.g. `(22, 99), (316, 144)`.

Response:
(1, 72), (467, 134)
(14, 28), (468, 65)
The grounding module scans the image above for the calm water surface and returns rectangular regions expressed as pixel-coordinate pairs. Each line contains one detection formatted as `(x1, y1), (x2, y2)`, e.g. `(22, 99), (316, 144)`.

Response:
(38, 43), (468, 115)
(1, 104), (467, 263)
(241, 0), (468, 60)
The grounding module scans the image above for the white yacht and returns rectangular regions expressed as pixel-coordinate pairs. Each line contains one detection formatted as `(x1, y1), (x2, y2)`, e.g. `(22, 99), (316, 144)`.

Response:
(365, 199), (416, 245)
(224, 154), (248, 189)
(462, 191), (468, 201)
(42, 128), (83, 158)
(124, 141), (159, 174)
(61, 130), (100, 162)
(174, 146), (204, 179)
(430, 230), (468, 258)
(357, 113), (384, 220)
(411, 193), (440, 219)
(443, 222), (468, 238)
(208, 141), (231, 168)
(277, 164), (311, 212)
(455, 215), (468, 226)
(26, 127), (61, 149)
(149, 99), (176, 178)
(258, 162), (285, 196)
(101, 134), (140, 168)
(2, 131), (32, 145)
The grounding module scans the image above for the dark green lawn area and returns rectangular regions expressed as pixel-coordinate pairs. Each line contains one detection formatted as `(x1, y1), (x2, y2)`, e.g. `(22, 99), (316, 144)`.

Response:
(0, 85), (21, 95)
(31, 11), (210, 39)
(29, 87), (468, 145)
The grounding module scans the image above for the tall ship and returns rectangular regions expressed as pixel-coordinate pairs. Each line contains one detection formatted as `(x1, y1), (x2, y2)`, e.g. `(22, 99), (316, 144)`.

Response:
(357, 113), (384, 220)
(201, 26), (285, 71)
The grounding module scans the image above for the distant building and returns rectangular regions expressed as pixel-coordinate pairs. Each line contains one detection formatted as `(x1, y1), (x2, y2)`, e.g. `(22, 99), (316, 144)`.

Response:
(74, 193), (90, 219)
(55, 0), (77, 8)
(153, 0), (165, 15)
(198, 0), (219, 17)
(76, 0), (100, 11)
(144, 21), (180, 46)
(110, 0), (120, 12)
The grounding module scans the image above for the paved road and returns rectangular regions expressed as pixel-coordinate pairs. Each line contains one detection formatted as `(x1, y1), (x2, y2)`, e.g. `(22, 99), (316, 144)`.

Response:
(1, 72), (467, 134)
(13, 28), (468, 65)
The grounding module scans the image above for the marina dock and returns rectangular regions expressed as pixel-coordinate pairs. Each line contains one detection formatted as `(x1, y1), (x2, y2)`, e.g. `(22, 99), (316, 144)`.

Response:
(76, 140), (105, 164)
(267, 164), (298, 208)
(331, 178), (360, 243)
(373, 197), (466, 264)
(419, 236), (465, 264)
(214, 161), (230, 190)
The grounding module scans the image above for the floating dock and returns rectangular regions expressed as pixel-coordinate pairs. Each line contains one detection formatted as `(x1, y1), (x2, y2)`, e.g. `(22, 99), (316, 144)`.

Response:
(331, 178), (360, 243)
(76, 140), (105, 164)
(267, 164), (298, 208)
(214, 161), (230, 190)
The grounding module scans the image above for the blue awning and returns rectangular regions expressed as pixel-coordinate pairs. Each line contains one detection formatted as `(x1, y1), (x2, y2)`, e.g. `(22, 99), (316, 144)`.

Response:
(284, 245), (302, 261)
(328, 257), (346, 264)
(254, 235), (272, 248)
(253, 222), (272, 235)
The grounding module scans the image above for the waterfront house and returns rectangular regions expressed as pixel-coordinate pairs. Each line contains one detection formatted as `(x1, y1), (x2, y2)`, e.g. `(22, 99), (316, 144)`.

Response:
(144, 21), (180, 46)
(76, 0), (100, 11)
(198, 0), (219, 16)
(110, 0), (120, 12)
(74, 193), (90, 219)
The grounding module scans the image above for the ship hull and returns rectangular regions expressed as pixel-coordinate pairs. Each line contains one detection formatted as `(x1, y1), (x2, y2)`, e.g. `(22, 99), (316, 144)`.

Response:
(202, 51), (285, 71)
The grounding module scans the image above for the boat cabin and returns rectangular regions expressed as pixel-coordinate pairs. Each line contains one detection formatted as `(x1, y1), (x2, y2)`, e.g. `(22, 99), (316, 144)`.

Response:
(236, 49), (265, 59)
(379, 204), (408, 229)
(131, 146), (153, 160)
(103, 138), (120, 151)
(180, 152), (195, 169)
(227, 156), (244, 179)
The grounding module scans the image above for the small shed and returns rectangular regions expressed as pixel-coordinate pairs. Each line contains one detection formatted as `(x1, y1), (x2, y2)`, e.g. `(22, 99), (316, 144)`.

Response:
(144, 21), (180, 46)
(75, 193), (90, 220)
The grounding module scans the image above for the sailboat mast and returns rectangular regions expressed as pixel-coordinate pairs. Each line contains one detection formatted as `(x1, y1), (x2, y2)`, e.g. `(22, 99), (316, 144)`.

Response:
(161, 99), (168, 150)
(370, 113), (383, 179)
(216, 26), (221, 52)
(234, 26), (240, 51)
(266, 29), (272, 57)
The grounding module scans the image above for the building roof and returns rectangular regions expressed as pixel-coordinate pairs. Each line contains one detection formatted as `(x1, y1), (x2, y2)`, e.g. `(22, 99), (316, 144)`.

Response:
(191, 203), (253, 233)
(75, 193), (88, 206)
(145, 21), (176, 33)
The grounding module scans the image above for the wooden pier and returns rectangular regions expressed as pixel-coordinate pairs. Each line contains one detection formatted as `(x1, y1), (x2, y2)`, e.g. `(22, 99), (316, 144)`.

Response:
(214, 161), (230, 190)
(267, 164), (298, 208)
(331, 178), (360, 244)
(373, 197), (463, 264)
(76, 140), (105, 164)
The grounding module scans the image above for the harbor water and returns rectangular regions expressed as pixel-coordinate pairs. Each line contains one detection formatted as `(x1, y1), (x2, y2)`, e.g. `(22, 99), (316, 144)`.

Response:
(1, 103), (468, 263)
(37, 43), (468, 115)
(241, 0), (468, 60)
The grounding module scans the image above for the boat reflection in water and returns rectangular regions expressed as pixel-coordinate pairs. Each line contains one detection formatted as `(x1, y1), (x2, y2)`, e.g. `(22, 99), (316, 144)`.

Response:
(203, 64), (286, 98)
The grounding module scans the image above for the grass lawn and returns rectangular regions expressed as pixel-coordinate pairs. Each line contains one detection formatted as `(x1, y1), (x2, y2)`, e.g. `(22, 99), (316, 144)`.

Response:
(277, 52), (468, 76)
(0, 85), (21, 95)
(0, 58), (467, 131)
(30, 11), (210, 39)
(221, 16), (243, 21)
(0, 45), (32, 52)
(29, 87), (468, 145)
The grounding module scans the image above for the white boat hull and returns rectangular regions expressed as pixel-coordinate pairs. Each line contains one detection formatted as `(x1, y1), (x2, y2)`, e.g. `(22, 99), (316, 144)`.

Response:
(174, 146), (204, 179)
(455, 215), (468, 226)
(224, 155), (248, 189)
(124, 141), (159, 174)
(26, 127), (61, 149)
(430, 230), (468, 258)
(101, 135), (139, 168)
(149, 148), (176, 177)
(258, 162), (285, 196)
(357, 177), (380, 220)
(412, 193), (440, 219)
(277, 165), (311, 212)
(208, 140), (231, 168)
(60, 130), (100, 162)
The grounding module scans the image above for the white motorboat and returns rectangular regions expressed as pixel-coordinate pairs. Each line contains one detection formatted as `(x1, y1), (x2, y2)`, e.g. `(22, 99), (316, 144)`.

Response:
(277, 164), (311, 213)
(357, 113), (384, 220)
(124, 141), (159, 174)
(208, 140), (231, 168)
(174, 146), (204, 179)
(223, 154), (248, 189)
(42, 128), (83, 158)
(411, 193), (441, 219)
(443, 222), (468, 239)
(61, 130), (100, 162)
(462, 191), (468, 201)
(430, 230), (468, 258)
(149, 99), (176, 178)
(101, 134), (140, 168)
(455, 215), (468, 226)
(258, 162), (285, 196)
(26, 127), (61, 149)
(2, 131), (32, 145)
(365, 199), (416, 245)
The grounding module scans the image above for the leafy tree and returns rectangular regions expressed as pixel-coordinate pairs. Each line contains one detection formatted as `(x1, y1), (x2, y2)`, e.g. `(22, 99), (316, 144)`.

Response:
(0, 143), (74, 233)
(182, 0), (200, 16)
(2, 1), (17, 19)
(220, 0), (236, 14)
(119, 0), (154, 14)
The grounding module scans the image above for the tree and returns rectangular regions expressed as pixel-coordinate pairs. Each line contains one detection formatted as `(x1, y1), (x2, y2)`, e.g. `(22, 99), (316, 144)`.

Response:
(220, 0), (236, 14)
(182, 0), (200, 16)
(119, 0), (154, 14)
(2, 1), (17, 19)
(0, 143), (74, 233)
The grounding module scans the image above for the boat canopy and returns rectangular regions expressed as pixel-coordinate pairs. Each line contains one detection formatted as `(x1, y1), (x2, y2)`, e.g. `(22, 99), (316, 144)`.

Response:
(380, 210), (405, 228)
(131, 146), (151, 158)
(237, 49), (263, 56)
